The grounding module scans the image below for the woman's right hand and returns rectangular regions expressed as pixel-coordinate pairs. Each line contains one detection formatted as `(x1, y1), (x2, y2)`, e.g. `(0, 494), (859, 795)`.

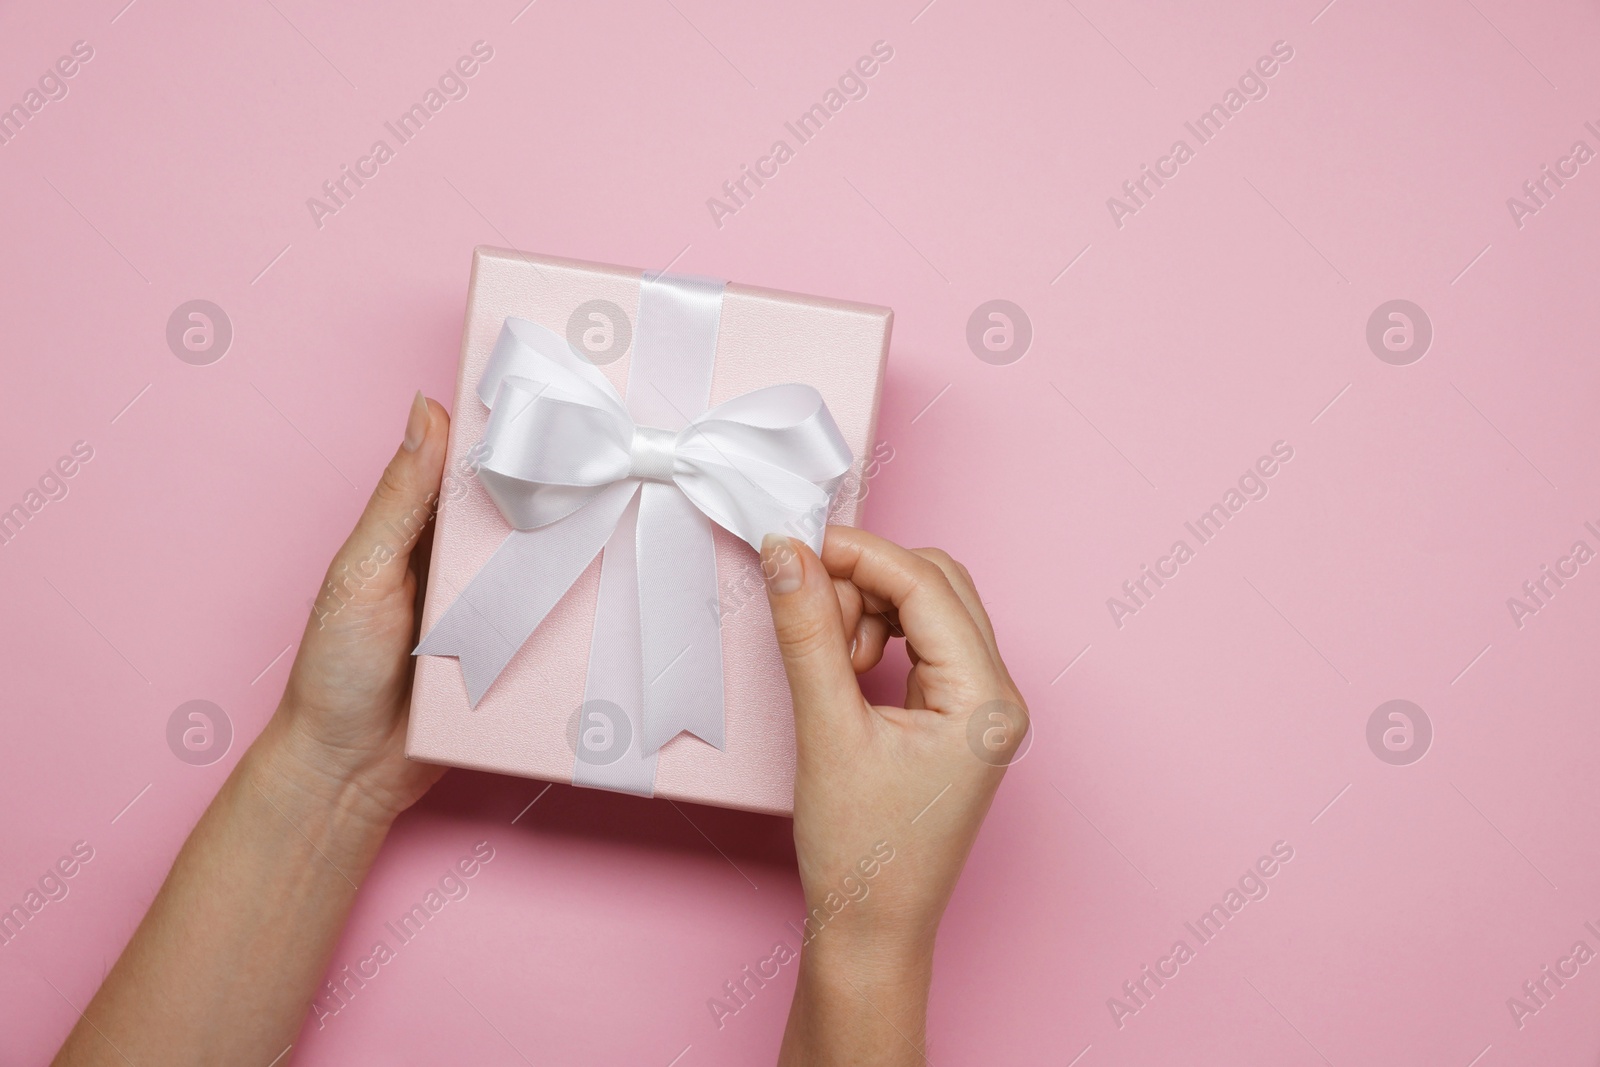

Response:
(762, 526), (1028, 1065)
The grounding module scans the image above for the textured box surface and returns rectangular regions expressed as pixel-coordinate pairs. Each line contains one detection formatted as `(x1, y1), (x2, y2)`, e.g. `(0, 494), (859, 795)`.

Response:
(406, 248), (891, 815)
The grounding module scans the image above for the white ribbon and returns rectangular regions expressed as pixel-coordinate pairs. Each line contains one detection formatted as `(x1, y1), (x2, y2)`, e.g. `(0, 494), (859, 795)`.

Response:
(416, 272), (853, 795)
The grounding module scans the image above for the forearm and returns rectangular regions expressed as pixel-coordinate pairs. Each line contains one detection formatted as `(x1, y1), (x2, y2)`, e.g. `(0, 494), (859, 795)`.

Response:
(778, 937), (933, 1067)
(54, 715), (393, 1066)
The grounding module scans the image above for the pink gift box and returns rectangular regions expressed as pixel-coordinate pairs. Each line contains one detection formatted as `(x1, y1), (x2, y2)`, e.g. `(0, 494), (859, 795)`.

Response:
(405, 248), (891, 815)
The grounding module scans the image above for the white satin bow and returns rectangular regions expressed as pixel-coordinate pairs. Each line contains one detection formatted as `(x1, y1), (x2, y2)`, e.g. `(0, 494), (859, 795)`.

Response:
(473, 317), (854, 552)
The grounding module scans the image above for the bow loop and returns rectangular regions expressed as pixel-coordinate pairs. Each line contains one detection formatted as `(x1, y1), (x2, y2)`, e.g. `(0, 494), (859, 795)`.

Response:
(670, 385), (853, 552)
(481, 377), (635, 488)
(479, 316), (629, 416)
(474, 375), (636, 531)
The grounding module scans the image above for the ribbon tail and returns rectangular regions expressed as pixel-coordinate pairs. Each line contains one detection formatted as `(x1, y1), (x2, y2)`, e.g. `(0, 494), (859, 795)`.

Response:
(571, 493), (659, 796)
(415, 482), (637, 706)
(636, 482), (726, 755)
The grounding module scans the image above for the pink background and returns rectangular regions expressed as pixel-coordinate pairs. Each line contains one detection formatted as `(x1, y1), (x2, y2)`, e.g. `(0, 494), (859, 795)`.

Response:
(2, 0), (1598, 1063)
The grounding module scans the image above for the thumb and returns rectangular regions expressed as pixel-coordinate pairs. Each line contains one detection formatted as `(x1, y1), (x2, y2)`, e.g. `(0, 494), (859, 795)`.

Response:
(762, 534), (863, 736)
(326, 392), (449, 601)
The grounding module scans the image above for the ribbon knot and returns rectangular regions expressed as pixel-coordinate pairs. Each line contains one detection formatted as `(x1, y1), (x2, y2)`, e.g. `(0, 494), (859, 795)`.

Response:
(628, 426), (678, 483)
(416, 272), (854, 797)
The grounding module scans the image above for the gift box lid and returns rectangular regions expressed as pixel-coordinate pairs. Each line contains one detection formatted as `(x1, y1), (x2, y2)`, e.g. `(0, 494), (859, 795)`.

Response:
(406, 247), (892, 816)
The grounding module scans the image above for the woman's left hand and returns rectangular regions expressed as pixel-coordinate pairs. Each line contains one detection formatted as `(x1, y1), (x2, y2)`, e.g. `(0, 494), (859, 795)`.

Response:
(261, 390), (452, 825)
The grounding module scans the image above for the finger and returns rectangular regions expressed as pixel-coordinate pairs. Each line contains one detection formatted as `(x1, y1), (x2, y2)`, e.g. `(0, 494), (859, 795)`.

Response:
(911, 548), (1003, 667)
(818, 527), (997, 677)
(409, 501), (440, 622)
(853, 586), (906, 644)
(831, 577), (890, 672)
(908, 548), (1025, 698)
(323, 394), (449, 605)
(904, 667), (926, 710)
(832, 576), (864, 644)
(762, 535), (865, 737)
(851, 613), (892, 673)
(935, 553), (1022, 693)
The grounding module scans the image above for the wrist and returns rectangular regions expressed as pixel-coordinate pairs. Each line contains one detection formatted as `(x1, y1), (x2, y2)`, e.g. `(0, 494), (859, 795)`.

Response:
(801, 930), (933, 985)
(783, 931), (932, 1067)
(245, 712), (401, 847)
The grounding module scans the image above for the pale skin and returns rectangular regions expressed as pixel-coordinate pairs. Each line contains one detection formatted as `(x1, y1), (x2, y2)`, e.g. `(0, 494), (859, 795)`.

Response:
(53, 392), (1028, 1066)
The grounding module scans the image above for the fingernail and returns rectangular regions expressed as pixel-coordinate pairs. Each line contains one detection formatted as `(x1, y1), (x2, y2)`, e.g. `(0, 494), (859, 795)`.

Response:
(761, 534), (802, 595)
(403, 391), (428, 452)
(849, 635), (858, 659)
